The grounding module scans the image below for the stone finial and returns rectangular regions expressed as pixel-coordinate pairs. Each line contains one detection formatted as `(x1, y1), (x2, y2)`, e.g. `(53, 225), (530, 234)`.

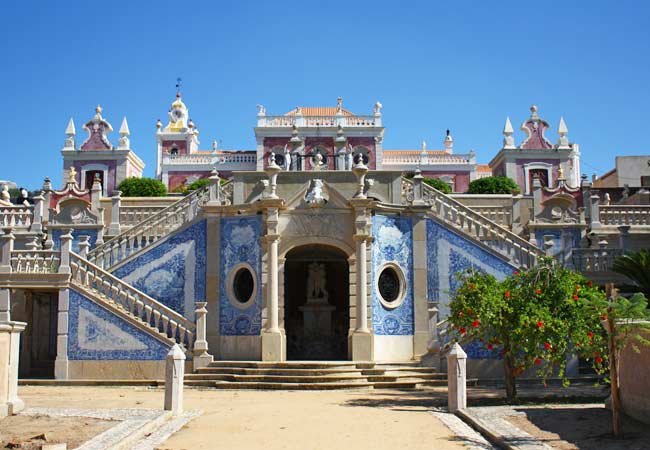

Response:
(156, 118), (162, 130)
(557, 117), (570, 149)
(256, 104), (266, 116)
(68, 167), (77, 184)
(373, 101), (383, 115)
(118, 117), (130, 149)
(503, 116), (516, 149)
(65, 118), (76, 136)
(530, 104), (539, 119)
(0, 184), (10, 204)
(212, 140), (218, 151)
(421, 140), (427, 152)
(444, 129), (454, 153)
(64, 118), (76, 149)
(336, 96), (343, 113)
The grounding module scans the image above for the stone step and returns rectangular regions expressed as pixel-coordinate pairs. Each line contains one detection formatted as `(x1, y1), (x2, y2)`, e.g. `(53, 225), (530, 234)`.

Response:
(203, 361), (422, 370)
(193, 367), (441, 377)
(184, 373), (444, 383)
(184, 380), (422, 390)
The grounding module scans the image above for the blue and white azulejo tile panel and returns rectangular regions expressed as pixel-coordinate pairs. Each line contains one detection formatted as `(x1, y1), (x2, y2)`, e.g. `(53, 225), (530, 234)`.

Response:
(113, 220), (207, 320)
(371, 214), (414, 336)
(426, 218), (516, 320)
(219, 216), (262, 336)
(51, 228), (99, 253)
(68, 289), (170, 360)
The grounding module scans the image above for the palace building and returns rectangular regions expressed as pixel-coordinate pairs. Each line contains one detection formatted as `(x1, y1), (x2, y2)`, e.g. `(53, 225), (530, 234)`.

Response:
(1, 92), (646, 387)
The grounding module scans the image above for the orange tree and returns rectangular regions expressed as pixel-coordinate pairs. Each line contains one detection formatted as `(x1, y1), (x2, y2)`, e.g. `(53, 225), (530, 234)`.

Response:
(448, 258), (607, 400)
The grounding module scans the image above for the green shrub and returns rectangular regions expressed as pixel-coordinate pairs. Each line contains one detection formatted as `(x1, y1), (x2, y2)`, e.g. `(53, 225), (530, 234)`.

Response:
(422, 177), (452, 194)
(117, 177), (167, 197)
(468, 176), (520, 194)
(187, 178), (211, 191)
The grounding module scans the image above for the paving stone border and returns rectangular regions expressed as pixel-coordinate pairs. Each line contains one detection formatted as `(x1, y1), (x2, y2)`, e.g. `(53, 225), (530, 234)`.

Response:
(456, 405), (559, 450)
(431, 408), (496, 450)
(19, 407), (201, 450)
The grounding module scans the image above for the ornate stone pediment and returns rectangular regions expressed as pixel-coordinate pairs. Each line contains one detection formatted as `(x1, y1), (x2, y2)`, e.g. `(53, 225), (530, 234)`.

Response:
(537, 193), (580, 224)
(282, 211), (350, 239)
(50, 198), (99, 225)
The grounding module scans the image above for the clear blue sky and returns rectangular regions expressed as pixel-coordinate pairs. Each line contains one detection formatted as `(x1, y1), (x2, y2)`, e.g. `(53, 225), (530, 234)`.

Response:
(2, 0), (649, 189)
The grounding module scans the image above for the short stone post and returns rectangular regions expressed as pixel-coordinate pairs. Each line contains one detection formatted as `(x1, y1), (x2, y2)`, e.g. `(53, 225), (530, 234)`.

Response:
(164, 344), (185, 416)
(427, 302), (440, 352)
(447, 343), (467, 413)
(90, 176), (102, 212)
(412, 169), (425, 205)
(598, 239), (609, 271)
(0, 227), (15, 274)
(193, 302), (212, 369)
(109, 191), (121, 236)
(590, 194), (601, 229)
(543, 234), (556, 257)
(0, 320), (27, 417)
(618, 225), (631, 250)
(208, 169), (221, 203)
(58, 229), (73, 275)
(77, 235), (90, 259)
(31, 194), (44, 234)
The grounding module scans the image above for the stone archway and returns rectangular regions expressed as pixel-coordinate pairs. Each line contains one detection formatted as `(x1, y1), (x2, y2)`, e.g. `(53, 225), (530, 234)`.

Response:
(283, 244), (350, 360)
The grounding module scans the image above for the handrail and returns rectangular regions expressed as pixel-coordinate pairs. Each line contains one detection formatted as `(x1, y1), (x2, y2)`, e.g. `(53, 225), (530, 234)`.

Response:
(69, 252), (195, 350)
(600, 205), (650, 226)
(1, 206), (33, 228)
(87, 185), (210, 269)
(402, 177), (543, 268)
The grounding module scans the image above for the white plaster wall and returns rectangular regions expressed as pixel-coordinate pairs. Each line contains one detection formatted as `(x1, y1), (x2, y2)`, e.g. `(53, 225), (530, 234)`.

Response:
(373, 335), (414, 361)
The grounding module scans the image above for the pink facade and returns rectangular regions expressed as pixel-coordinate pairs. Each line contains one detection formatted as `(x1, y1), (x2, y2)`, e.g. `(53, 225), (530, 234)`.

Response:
(64, 160), (118, 195)
(162, 140), (188, 155)
(421, 171), (471, 193)
(168, 171), (211, 191)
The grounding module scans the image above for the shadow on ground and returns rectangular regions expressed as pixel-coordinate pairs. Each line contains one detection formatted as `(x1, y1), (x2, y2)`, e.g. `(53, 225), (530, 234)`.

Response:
(506, 406), (650, 450)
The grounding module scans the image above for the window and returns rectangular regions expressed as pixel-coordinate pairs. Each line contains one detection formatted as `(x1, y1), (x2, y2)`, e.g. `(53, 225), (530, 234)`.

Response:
(226, 263), (258, 309)
(376, 263), (406, 308)
(233, 267), (254, 303)
(170, 146), (179, 156)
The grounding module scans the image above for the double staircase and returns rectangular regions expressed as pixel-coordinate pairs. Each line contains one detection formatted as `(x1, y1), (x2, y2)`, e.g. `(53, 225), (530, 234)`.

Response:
(185, 361), (453, 390)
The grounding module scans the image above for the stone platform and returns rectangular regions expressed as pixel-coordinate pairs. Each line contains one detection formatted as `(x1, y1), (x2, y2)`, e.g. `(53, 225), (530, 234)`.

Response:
(185, 361), (467, 390)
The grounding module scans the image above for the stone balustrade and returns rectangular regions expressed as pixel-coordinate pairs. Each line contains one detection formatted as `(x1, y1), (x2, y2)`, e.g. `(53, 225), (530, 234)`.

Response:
(382, 151), (473, 166)
(10, 250), (60, 273)
(572, 247), (625, 272)
(402, 178), (543, 268)
(88, 184), (211, 269)
(119, 205), (167, 228)
(463, 205), (512, 227)
(600, 205), (650, 226)
(69, 252), (195, 350)
(257, 115), (379, 128)
(0, 206), (33, 228)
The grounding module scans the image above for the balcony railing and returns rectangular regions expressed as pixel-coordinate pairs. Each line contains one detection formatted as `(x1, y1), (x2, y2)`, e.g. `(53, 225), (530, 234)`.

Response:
(163, 152), (257, 166)
(257, 115), (379, 128)
(10, 250), (60, 273)
(572, 248), (625, 272)
(382, 151), (473, 166)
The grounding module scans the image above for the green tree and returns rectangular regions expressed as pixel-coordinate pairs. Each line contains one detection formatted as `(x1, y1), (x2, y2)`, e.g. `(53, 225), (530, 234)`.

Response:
(117, 177), (167, 197)
(448, 258), (607, 400)
(467, 176), (520, 194)
(612, 250), (650, 298)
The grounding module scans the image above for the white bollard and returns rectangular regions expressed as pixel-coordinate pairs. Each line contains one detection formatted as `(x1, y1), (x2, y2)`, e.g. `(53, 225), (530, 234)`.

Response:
(447, 342), (467, 413)
(164, 344), (185, 416)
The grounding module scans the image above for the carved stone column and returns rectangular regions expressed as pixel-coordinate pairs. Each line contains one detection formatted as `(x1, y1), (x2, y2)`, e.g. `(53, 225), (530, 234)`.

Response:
(350, 199), (373, 361)
(261, 202), (285, 361)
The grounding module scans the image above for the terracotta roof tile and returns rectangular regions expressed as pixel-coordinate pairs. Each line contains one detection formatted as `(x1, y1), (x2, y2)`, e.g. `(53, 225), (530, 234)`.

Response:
(286, 107), (354, 116)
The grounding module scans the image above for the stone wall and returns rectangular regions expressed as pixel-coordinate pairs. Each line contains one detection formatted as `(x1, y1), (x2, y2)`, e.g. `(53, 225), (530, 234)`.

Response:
(619, 325), (650, 425)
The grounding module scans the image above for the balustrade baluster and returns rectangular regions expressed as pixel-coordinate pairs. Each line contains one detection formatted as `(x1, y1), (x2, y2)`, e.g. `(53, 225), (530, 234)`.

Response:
(153, 309), (161, 330)
(144, 305), (153, 325)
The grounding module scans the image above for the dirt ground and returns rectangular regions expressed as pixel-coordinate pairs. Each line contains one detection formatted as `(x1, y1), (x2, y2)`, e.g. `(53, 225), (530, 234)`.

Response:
(0, 414), (113, 450)
(17, 386), (466, 450)
(505, 405), (650, 450)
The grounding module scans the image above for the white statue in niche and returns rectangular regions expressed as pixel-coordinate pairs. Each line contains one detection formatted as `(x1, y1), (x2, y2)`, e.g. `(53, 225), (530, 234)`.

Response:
(306, 262), (328, 300)
(305, 179), (326, 207)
